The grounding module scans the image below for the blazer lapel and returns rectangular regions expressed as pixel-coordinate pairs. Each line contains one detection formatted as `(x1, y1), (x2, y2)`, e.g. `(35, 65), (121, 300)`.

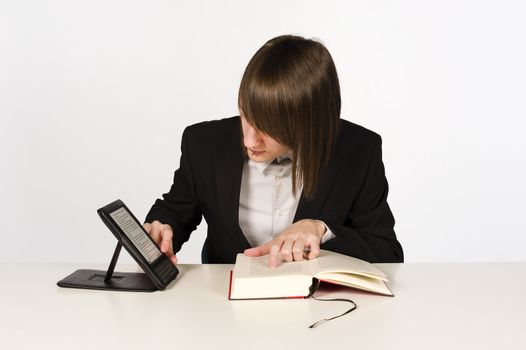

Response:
(294, 148), (345, 222)
(214, 123), (251, 249)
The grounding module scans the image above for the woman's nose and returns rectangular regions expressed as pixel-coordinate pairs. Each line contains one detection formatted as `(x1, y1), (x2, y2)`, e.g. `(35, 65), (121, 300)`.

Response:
(244, 125), (262, 148)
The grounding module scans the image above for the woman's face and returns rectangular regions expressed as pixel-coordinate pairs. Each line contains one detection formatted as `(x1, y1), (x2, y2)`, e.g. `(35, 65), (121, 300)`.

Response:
(240, 114), (290, 163)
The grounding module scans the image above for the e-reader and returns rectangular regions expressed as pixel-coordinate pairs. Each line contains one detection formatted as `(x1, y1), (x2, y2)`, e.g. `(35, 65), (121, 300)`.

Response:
(57, 199), (179, 292)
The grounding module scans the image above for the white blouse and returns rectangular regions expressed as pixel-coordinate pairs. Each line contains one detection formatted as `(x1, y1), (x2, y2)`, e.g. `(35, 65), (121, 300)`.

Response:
(238, 157), (334, 247)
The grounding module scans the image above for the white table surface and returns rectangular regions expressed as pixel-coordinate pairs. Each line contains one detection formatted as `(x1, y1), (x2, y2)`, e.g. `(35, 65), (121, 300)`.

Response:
(1, 262), (525, 350)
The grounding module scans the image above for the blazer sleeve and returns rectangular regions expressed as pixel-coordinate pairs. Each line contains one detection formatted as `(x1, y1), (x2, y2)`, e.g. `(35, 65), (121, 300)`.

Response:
(144, 127), (203, 253)
(321, 135), (404, 263)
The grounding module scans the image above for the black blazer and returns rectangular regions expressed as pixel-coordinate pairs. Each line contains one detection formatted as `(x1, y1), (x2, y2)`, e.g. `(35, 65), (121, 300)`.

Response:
(145, 116), (404, 264)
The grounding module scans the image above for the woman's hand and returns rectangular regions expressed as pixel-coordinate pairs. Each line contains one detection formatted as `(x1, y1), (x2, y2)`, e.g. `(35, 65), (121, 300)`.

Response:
(244, 219), (326, 268)
(143, 220), (178, 265)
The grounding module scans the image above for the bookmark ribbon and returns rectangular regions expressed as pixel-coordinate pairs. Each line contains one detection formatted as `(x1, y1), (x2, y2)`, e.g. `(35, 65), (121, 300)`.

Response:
(307, 278), (358, 328)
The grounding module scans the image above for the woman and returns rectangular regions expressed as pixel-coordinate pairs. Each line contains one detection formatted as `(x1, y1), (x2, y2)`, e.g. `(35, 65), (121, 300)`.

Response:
(144, 35), (404, 266)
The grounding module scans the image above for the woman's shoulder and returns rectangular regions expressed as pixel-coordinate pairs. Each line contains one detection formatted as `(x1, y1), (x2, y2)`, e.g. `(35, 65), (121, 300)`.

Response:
(187, 116), (240, 129)
(339, 119), (382, 146)
(184, 116), (240, 139)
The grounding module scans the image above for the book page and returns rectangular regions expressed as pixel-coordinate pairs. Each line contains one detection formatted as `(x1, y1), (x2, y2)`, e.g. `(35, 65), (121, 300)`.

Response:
(233, 253), (313, 279)
(320, 273), (392, 296)
(307, 250), (388, 281)
(233, 250), (386, 280)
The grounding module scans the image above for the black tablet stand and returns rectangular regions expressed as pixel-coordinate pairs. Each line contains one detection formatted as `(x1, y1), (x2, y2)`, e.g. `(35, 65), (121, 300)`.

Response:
(57, 242), (158, 292)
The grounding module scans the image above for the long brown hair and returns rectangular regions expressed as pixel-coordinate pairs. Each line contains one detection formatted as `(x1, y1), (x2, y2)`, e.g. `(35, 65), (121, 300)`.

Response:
(238, 35), (341, 198)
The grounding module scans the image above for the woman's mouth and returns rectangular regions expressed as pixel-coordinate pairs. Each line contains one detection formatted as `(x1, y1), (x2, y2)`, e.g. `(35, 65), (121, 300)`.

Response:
(249, 149), (265, 156)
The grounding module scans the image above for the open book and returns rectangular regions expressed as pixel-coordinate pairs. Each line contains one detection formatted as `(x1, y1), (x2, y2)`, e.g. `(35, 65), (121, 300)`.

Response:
(229, 250), (393, 299)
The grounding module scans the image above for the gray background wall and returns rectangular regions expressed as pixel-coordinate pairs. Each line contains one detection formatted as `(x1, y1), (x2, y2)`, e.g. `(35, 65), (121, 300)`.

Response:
(1, 0), (525, 264)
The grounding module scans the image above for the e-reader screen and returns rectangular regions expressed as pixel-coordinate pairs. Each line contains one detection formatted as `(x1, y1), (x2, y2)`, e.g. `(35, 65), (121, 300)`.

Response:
(109, 207), (161, 264)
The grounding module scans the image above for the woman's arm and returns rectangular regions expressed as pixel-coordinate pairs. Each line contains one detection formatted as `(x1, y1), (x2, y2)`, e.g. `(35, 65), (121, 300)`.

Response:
(144, 127), (203, 254)
(322, 135), (403, 263)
